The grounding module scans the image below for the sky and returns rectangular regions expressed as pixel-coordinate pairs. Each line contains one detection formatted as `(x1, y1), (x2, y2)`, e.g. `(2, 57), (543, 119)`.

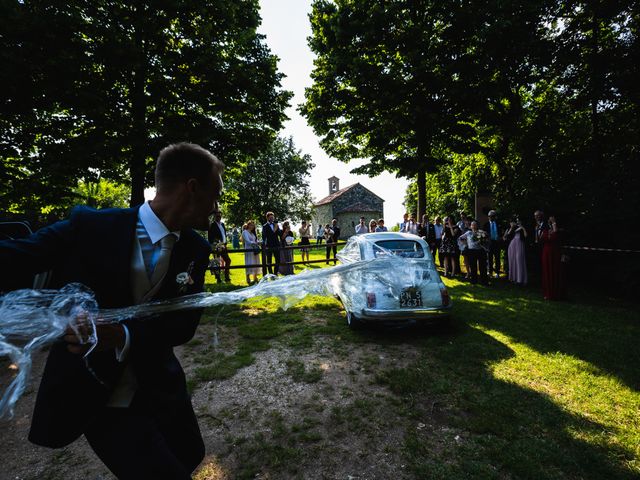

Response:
(257, 0), (409, 226)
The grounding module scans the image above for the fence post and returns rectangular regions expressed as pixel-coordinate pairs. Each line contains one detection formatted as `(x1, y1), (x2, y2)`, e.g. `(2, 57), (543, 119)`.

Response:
(261, 244), (267, 276)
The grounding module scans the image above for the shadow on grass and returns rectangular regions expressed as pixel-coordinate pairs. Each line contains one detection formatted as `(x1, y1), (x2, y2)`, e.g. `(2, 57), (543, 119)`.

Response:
(450, 278), (640, 391)
(377, 316), (638, 479)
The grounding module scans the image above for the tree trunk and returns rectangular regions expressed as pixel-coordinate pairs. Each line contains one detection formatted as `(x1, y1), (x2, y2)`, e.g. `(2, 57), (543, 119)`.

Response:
(590, 9), (601, 170)
(129, 5), (147, 207)
(416, 168), (426, 220)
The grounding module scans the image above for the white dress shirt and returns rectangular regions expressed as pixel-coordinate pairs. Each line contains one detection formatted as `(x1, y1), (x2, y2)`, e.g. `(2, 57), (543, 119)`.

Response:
(403, 221), (418, 235)
(434, 224), (444, 240)
(458, 230), (487, 251)
(355, 223), (368, 235)
(107, 201), (180, 407)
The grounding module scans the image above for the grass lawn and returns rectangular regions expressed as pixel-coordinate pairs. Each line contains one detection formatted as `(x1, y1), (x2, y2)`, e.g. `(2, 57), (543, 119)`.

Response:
(210, 241), (339, 287)
(192, 248), (640, 479)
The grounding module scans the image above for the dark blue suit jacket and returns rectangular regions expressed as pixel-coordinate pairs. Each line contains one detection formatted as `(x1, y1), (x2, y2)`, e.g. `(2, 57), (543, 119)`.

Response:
(261, 222), (280, 249)
(0, 206), (210, 448)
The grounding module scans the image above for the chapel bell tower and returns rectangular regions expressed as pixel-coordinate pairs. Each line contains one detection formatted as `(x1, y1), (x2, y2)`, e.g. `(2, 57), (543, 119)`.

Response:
(328, 176), (340, 194)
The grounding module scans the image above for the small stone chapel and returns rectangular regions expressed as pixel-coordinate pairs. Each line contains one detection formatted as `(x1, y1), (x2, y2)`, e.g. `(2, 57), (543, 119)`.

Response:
(312, 177), (384, 239)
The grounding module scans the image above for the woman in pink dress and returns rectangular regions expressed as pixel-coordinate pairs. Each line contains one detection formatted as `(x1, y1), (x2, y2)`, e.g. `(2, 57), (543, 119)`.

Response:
(504, 216), (528, 285)
(540, 216), (566, 300)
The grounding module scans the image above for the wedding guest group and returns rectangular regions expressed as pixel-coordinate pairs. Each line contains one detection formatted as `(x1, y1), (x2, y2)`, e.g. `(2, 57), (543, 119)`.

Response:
(0, 142), (224, 478)
(393, 207), (566, 298)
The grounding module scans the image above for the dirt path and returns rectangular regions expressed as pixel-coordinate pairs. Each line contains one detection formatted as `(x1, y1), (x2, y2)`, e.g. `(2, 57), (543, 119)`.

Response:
(1, 320), (422, 480)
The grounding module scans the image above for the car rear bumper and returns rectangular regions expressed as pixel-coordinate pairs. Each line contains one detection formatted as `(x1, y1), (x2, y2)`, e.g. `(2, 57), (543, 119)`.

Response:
(360, 305), (451, 321)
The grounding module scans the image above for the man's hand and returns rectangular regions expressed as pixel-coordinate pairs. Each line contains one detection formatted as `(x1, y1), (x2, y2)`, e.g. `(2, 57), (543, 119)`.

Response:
(63, 314), (125, 355)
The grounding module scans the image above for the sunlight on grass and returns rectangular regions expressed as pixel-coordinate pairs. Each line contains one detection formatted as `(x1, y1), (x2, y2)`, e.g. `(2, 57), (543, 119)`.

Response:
(482, 327), (640, 473)
(194, 456), (229, 480)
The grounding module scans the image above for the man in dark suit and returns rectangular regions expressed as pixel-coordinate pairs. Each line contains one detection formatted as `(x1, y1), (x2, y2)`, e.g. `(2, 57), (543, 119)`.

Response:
(0, 143), (224, 479)
(484, 210), (503, 277)
(261, 211), (280, 275)
(207, 210), (231, 282)
(326, 218), (340, 265)
(418, 214), (436, 256)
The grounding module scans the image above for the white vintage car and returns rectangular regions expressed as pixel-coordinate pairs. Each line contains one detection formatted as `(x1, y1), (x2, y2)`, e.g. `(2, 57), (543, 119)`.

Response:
(332, 232), (451, 328)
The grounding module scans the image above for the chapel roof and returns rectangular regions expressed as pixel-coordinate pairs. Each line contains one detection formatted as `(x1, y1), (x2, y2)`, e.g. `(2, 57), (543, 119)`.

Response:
(314, 182), (384, 207)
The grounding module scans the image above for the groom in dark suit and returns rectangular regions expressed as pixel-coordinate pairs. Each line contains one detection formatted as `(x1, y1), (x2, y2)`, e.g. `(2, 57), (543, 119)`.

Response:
(261, 211), (280, 275)
(0, 143), (224, 479)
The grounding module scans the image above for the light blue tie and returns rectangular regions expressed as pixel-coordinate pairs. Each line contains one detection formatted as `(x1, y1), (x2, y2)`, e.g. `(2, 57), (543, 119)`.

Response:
(150, 234), (177, 287)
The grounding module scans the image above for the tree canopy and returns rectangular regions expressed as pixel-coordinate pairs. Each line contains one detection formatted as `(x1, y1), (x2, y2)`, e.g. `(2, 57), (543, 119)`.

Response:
(0, 0), (292, 218)
(222, 136), (315, 227)
(303, 0), (639, 246)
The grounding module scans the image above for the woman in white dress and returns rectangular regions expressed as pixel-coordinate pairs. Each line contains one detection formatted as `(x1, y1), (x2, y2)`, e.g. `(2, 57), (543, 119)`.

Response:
(242, 220), (260, 285)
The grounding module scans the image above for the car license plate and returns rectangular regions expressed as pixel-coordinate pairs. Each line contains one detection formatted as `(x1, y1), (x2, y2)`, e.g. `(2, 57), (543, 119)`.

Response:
(400, 287), (423, 308)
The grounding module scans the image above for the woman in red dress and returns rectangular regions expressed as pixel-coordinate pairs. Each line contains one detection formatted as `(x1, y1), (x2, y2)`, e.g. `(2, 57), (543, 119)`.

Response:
(540, 216), (566, 300)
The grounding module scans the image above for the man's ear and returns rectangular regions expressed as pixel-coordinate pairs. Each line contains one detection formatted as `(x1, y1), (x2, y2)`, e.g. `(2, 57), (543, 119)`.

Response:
(186, 178), (198, 193)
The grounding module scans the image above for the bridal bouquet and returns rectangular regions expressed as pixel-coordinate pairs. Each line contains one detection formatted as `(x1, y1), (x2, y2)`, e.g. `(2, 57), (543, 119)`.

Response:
(211, 241), (226, 254)
(472, 230), (489, 248)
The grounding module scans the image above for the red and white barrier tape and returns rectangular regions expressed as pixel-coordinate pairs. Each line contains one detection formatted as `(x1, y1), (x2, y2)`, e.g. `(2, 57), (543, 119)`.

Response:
(563, 246), (640, 254)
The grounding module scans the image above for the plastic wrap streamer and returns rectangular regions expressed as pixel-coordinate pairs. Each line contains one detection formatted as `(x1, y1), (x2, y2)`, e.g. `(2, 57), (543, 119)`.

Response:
(0, 235), (439, 418)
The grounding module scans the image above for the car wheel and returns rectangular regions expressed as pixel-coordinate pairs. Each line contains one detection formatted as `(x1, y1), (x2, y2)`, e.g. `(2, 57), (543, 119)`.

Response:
(346, 311), (362, 329)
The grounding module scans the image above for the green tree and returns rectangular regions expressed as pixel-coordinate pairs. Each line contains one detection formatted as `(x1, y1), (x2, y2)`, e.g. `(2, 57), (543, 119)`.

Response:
(73, 178), (130, 210)
(397, 0), (639, 248)
(222, 137), (315, 226)
(0, 1), (291, 213)
(301, 0), (483, 219)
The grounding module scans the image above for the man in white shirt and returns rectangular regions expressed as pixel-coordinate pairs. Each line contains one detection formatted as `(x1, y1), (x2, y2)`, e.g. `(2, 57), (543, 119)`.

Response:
(399, 213), (409, 233)
(402, 214), (419, 235)
(355, 216), (368, 235)
(1, 143), (224, 479)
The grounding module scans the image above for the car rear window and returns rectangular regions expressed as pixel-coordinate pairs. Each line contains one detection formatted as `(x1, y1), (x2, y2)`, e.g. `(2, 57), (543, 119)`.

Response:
(373, 240), (425, 258)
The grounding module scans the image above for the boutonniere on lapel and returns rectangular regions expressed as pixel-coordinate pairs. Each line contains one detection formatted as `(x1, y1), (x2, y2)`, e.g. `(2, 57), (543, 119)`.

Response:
(176, 261), (195, 294)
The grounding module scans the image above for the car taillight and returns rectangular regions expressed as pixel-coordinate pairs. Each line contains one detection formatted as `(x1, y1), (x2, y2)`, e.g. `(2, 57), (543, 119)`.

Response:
(440, 288), (450, 306)
(366, 292), (377, 308)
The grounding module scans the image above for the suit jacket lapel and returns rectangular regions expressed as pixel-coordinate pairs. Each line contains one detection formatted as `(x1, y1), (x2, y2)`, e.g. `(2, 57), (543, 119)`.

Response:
(132, 235), (152, 304)
(111, 208), (139, 307)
